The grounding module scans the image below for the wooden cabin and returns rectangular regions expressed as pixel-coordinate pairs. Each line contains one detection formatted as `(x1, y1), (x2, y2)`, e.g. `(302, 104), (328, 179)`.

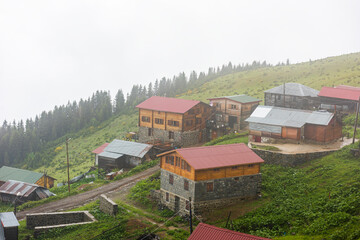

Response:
(0, 166), (56, 189)
(136, 96), (212, 147)
(264, 83), (320, 110)
(246, 105), (342, 143)
(208, 95), (261, 138)
(157, 143), (264, 215)
(318, 85), (360, 112)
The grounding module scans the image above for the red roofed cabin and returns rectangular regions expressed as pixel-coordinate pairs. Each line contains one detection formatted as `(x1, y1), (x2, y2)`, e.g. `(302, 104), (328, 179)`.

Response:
(318, 85), (360, 112)
(157, 143), (264, 215)
(136, 96), (212, 147)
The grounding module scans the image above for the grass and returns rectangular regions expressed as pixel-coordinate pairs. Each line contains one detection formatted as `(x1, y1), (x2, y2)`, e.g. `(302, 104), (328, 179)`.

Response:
(251, 144), (280, 151)
(204, 132), (248, 146)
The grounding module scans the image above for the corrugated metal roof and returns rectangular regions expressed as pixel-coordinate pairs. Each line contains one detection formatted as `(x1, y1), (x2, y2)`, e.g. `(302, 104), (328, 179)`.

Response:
(98, 152), (124, 160)
(159, 143), (264, 170)
(188, 223), (270, 240)
(246, 106), (333, 128)
(0, 212), (19, 228)
(136, 96), (200, 114)
(102, 139), (152, 158)
(264, 83), (319, 97)
(0, 166), (43, 184)
(92, 143), (109, 154)
(0, 180), (54, 199)
(208, 95), (261, 104)
(318, 86), (360, 101)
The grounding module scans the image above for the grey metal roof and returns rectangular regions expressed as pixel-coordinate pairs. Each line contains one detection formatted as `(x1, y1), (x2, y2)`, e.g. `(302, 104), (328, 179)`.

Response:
(102, 140), (153, 159)
(0, 212), (19, 228)
(246, 106), (334, 128)
(98, 151), (124, 160)
(264, 83), (319, 97)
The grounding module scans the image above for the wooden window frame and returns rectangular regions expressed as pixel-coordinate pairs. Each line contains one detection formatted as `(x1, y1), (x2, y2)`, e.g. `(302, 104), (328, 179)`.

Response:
(248, 164), (254, 168)
(169, 174), (174, 185)
(175, 157), (180, 167)
(141, 116), (150, 122)
(231, 166), (238, 170)
(155, 118), (164, 125)
(184, 179), (189, 191)
(230, 104), (237, 110)
(168, 120), (179, 126)
(206, 182), (214, 192)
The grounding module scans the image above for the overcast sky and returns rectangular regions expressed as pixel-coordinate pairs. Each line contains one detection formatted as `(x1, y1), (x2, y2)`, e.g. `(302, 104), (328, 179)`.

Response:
(0, 0), (359, 123)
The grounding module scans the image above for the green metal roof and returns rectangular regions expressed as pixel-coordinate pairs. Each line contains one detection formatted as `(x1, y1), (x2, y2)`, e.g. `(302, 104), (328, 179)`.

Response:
(208, 94), (261, 103)
(0, 166), (43, 184)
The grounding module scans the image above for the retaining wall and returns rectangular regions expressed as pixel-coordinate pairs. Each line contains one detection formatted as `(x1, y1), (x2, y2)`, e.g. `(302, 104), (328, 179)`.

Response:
(99, 194), (118, 216)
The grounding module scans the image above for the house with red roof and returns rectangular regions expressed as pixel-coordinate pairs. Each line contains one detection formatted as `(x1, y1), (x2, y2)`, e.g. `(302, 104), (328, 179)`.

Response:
(92, 142), (109, 165)
(136, 96), (212, 147)
(157, 143), (264, 215)
(188, 223), (271, 240)
(318, 85), (360, 112)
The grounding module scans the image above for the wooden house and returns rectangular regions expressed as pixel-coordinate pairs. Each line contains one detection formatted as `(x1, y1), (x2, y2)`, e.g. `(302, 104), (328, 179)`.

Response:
(246, 105), (342, 143)
(0, 166), (56, 189)
(0, 212), (19, 240)
(207, 95), (261, 138)
(157, 143), (264, 215)
(264, 83), (320, 110)
(318, 85), (360, 112)
(97, 139), (154, 170)
(136, 96), (212, 147)
(188, 223), (270, 240)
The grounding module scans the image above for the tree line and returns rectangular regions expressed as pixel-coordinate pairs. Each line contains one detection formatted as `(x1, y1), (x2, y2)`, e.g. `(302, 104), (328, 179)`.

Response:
(0, 60), (272, 169)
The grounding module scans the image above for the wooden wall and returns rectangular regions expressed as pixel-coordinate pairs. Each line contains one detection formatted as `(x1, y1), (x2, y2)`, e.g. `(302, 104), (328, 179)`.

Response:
(35, 176), (55, 189)
(304, 118), (342, 142)
(183, 103), (212, 132)
(160, 152), (195, 180)
(281, 127), (301, 140)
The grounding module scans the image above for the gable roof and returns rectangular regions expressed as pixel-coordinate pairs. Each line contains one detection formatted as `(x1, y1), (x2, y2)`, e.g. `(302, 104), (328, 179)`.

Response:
(264, 83), (319, 97)
(0, 180), (55, 199)
(92, 143), (109, 154)
(0, 166), (44, 184)
(136, 96), (201, 114)
(188, 223), (270, 240)
(246, 105), (334, 128)
(158, 143), (264, 170)
(99, 139), (152, 159)
(318, 85), (360, 101)
(208, 95), (261, 104)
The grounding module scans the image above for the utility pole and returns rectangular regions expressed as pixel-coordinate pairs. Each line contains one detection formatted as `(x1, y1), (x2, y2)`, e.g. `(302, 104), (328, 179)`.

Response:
(353, 97), (360, 144)
(189, 197), (193, 234)
(66, 137), (71, 193)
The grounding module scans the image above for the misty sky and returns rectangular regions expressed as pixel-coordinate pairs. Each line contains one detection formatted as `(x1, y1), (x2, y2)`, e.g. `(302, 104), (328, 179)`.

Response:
(0, 0), (359, 123)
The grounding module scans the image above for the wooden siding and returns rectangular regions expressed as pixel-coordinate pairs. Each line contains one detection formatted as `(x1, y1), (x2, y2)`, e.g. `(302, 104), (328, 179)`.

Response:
(139, 109), (153, 128)
(194, 164), (260, 181)
(35, 176), (55, 189)
(183, 102), (212, 132)
(160, 152), (195, 180)
(281, 127), (301, 140)
(304, 118), (342, 142)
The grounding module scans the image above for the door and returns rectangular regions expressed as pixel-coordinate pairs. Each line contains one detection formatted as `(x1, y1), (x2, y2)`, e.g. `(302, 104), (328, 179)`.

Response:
(228, 116), (238, 128)
(174, 196), (180, 212)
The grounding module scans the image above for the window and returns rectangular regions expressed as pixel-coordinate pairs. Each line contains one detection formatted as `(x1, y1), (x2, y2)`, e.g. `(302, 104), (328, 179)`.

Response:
(155, 118), (164, 124)
(231, 166), (238, 170)
(186, 163), (191, 172)
(248, 164), (254, 168)
(184, 180), (189, 191)
(185, 200), (190, 211)
(166, 156), (174, 165)
(196, 118), (202, 124)
(168, 120), (179, 127)
(234, 177), (239, 181)
(148, 128), (153, 136)
(141, 116), (150, 122)
(186, 120), (193, 126)
(175, 157), (180, 167)
(277, 95), (281, 100)
(206, 182), (214, 192)
(169, 174), (173, 185)
(169, 131), (174, 139)
(181, 159), (185, 169)
(213, 168), (220, 172)
(181, 160), (191, 172)
(230, 104), (237, 109)
(166, 192), (169, 202)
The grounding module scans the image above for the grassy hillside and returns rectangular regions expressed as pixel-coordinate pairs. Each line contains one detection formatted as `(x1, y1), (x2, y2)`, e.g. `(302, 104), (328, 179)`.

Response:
(181, 52), (360, 102)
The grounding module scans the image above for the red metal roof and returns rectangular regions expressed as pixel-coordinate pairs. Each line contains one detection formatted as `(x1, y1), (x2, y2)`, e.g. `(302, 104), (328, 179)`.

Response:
(318, 86), (360, 101)
(159, 143), (264, 170)
(136, 96), (201, 114)
(188, 223), (271, 240)
(92, 143), (109, 154)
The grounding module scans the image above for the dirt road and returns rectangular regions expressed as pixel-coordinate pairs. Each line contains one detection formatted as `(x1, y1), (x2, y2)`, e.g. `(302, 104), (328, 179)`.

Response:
(16, 165), (160, 220)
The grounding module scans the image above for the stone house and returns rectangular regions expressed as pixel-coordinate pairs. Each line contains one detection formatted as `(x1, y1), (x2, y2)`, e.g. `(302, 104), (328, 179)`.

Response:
(246, 105), (342, 143)
(0, 166), (56, 189)
(136, 96), (212, 147)
(264, 83), (319, 110)
(97, 139), (154, 170)
(157, 143), (264, 215)
(207, 95), (261, 138)
(318, 85), (360, 112)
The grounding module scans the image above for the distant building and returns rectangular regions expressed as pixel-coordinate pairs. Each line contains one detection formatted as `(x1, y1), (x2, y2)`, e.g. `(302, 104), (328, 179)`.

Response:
(246, 105), (342, 143)
(91, 142), (109, 165)
(97, 139), (154, 170)
(188, 223), (270, 240)
(0, 166), (56, 189)
(136, 96), (212, 147)
(0, 180), (55, 204)
(318, 85), (360, 112)
(208, 95), (261, 137)
(0, 212), (19, 240)
(157, 143), (264, 215)
(264, 83), (319, 110)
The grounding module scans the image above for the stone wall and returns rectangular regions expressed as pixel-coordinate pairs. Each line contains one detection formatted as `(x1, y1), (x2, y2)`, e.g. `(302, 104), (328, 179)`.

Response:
(160, 169), (195, 200)
(99, 194), (118, 216)
(252, 148), (336, 167)
(26, 211), (95, 230)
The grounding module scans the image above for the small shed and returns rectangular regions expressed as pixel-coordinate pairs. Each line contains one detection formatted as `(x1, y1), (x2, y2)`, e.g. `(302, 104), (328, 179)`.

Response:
(0, 212), (19, 240)
(0, 180), (55, 204)
(91, 143), (109, 165)
(0, 166), (56, 189)
(98, 140), (154, 170)
(188, 223), (270, 240)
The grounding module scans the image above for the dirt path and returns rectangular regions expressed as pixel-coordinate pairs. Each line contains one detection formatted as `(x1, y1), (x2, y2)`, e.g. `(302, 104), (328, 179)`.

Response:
(16, 165), (160, 220)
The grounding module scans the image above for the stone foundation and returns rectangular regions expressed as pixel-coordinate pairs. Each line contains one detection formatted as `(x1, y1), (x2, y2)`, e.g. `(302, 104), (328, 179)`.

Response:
(99, 194), (118, 216)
